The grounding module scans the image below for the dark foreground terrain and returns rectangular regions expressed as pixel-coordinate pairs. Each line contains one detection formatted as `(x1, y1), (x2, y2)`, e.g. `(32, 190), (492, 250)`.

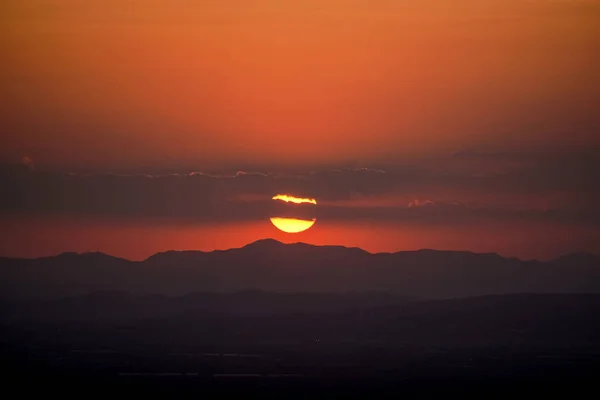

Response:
(2, 292), (599, 397)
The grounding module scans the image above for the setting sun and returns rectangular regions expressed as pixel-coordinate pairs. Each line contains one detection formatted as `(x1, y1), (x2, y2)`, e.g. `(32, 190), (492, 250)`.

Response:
(270, 217), (316, 233)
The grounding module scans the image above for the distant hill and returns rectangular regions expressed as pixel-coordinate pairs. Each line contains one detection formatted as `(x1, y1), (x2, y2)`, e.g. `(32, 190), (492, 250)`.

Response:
(2, 292), (600, 349)
(0, 239), (599, 299)
(0, 290), (410, 322)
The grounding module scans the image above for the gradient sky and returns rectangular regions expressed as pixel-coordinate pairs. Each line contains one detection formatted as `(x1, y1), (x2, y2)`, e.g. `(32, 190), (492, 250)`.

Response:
(1, 1), (599, 259)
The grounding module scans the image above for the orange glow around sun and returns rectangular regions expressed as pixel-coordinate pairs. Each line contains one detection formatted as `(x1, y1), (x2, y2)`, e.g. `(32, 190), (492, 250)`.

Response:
(269, 217), (316, 234)
(272, 194), (317, 205)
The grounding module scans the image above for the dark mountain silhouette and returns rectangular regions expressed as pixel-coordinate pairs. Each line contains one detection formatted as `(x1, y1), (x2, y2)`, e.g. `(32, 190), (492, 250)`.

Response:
(0, 239), (598, 299)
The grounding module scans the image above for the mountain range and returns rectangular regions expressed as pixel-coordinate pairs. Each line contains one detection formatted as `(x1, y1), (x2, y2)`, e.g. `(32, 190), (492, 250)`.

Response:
(1, 239), (598, 299)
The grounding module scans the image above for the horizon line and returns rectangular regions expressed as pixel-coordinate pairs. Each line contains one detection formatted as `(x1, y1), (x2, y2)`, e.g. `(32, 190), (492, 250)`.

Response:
(0, 238), (597, 263)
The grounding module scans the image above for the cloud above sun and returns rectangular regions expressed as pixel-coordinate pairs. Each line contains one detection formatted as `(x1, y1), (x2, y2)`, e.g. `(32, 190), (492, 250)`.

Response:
(1, 147), (598, 228)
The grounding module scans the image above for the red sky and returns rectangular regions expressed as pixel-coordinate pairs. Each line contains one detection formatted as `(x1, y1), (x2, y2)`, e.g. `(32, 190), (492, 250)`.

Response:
(1, 1), (599, 258)
(0, 215), (596, 261)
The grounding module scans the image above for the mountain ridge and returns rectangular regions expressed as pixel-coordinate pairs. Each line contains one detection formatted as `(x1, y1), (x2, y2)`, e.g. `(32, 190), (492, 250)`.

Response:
(1, 239), (599, 300)
(1, 238), (596, 263)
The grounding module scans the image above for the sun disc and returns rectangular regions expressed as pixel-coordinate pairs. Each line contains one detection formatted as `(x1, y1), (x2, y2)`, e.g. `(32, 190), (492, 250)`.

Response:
(270, 217), (316, 233)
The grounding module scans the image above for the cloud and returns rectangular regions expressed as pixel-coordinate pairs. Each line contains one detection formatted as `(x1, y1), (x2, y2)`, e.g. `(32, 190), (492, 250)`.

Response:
(21, 156), (35, 170)
(1, 148), (599, 228)
(408, 199), (436, 208)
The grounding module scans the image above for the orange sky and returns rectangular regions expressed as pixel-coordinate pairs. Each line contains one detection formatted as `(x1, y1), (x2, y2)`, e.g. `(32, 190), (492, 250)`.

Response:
(1, 1), (599, 259)
(2, 0), (599, 169)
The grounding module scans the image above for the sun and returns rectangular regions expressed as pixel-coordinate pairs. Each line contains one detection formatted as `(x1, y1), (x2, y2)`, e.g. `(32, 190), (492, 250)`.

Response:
(270, 194), (317, 233)
(270, 217), (316, 233)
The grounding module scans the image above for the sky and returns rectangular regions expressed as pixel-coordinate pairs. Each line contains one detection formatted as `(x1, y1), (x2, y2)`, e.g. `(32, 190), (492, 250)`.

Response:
(1, 1), (599, 259)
